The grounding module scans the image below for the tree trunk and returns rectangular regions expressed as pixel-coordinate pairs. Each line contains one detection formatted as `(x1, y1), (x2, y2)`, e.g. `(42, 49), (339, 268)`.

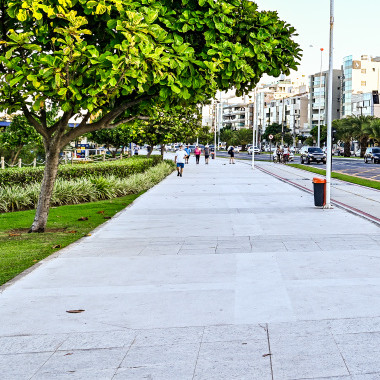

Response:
(360, 137), (368, 157)
(344, 141), (351, 157)
(29, 143), (61, 233)
(147, 145), (152, 158)
(10, 145), (23, 166)
(160, 144), (165, 156)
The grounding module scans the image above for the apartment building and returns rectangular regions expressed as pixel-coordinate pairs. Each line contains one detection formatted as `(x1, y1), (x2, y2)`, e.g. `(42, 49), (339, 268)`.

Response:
(222, 104), (250, 130)
(351, 92), (380, 117)
(342, 55), (380, 117)
(308, 69), (341, 129)
(263, 93), (309, 138)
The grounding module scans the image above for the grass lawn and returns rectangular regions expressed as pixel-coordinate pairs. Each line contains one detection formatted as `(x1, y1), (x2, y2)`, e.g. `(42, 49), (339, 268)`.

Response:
(0, 193), (142, 286)
(289, 164), (380, 190)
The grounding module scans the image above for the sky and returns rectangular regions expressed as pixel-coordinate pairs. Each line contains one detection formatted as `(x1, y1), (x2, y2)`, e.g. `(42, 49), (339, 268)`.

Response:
(254, 0), (380, 79)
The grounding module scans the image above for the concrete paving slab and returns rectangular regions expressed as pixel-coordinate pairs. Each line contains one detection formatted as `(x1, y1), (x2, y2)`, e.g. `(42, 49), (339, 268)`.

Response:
(35, 348), (126, 376)
(0, 352), (53, 380)
(133, 326), (204, 347)
(270, 332), (349, 379)
(335, 332), (380, 375)
(193, 340), (272, 380)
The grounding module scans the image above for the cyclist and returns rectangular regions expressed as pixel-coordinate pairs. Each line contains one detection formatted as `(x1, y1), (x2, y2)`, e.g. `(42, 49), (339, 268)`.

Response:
(282, 145), (290, 163)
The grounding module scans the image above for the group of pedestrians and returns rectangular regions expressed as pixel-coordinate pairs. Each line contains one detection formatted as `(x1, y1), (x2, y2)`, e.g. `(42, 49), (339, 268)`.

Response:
(174, 144), (212, 177)
(275, 145), (291, 163)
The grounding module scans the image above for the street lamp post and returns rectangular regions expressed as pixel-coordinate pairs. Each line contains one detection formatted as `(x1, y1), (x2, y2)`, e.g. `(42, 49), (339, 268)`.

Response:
(325, 0), (334, 208)
(318, 48), (324, 148)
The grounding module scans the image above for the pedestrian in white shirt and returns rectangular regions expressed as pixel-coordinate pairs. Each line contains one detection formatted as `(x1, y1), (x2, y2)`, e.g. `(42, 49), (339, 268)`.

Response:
(174, 145), (188, 177)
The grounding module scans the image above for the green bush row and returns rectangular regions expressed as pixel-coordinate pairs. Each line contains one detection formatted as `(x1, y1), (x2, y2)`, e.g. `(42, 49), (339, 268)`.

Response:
(0, 155), (162, 186)
(0, 161), (175, 213)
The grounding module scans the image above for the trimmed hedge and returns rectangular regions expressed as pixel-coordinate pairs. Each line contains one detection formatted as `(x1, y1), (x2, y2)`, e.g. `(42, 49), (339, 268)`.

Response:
(0, 155), (162, 186)
(0, 161), (175, 213)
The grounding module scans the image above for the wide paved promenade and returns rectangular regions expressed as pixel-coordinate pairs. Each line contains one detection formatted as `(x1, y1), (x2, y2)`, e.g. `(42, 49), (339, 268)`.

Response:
(1, 156), (380, 379)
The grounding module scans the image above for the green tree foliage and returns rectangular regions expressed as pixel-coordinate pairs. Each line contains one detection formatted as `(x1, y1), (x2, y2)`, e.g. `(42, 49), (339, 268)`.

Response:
(341, 115), (373, 157)
(87, 126), (131, 157)
(334, 119), (352, 157)
(0, 115), (42, 165)
(368, 119), (380, 142)
(0, 0), (300, 231)
(231, 128), (252, 150)
(130, 104), (203, 155)
(309, 125), (327, 146)
(220, 127), (234, 147)
(262, 123), (289, 144)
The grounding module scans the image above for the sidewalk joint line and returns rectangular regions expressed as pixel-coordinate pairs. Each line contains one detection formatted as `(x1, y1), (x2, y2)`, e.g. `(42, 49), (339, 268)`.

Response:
(191, 326), (205, 380)
(265, 323), (274, 380)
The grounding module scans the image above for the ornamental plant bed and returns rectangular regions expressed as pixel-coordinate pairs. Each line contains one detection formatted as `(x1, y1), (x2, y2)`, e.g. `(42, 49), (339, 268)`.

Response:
(0, 155), (162, 187)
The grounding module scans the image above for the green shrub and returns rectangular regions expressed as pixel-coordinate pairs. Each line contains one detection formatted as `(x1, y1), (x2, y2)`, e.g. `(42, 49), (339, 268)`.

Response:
(0, 155), (163, 186)
(0, 161), (175, 213)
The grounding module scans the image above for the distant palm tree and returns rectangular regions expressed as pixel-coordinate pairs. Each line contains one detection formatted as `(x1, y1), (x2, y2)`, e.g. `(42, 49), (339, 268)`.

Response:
(334, 119), (353, 157)
(367, 118), (380, 143)
(341, 115), (373, 157)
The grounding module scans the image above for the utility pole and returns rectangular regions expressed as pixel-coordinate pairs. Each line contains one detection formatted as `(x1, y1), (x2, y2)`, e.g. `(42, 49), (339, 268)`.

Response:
(318, 48), (324, 147)
(325, 0), (334, 209)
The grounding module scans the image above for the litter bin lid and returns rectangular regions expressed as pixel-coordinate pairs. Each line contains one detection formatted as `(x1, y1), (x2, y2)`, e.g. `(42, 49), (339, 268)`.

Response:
(313, 177), (326, 184)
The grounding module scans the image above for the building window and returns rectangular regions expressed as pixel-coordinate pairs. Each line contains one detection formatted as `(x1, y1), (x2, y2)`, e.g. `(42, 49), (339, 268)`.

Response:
(361, 69), (366, 74)
(361, 81), (367, 86)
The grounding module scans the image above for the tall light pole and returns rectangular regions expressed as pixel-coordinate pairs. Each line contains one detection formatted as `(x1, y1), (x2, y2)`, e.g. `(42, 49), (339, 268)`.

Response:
(325, 0), (334, 208)
(318, 48), (324, 147)
(252, 87), (258, 169)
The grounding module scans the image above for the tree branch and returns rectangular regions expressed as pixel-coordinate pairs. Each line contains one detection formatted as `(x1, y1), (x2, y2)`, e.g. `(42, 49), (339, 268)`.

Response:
(111, 115), (150, 128)
(59, 95), (154, 149)
(22, 105), (49, 140)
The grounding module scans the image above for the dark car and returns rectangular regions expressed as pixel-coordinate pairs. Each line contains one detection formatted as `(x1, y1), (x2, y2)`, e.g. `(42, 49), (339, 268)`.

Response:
(299, 146), (326, 164)
(364, 147), (380, 164)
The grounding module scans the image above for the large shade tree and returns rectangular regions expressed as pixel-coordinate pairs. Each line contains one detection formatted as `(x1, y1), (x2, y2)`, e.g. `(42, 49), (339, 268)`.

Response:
(0, 0), (301, 231)
(86, 126), (131, 157)
(130, 104), (203, 155)
(0, 114), (42, 165)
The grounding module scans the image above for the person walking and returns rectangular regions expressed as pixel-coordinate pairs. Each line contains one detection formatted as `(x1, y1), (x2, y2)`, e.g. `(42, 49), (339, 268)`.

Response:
(174, 145), (188, 177)
(184, 145), (191, 164)
(204, 144), (210, 164)
(228, 145), (235, 164)
(194, 145), (201, 164)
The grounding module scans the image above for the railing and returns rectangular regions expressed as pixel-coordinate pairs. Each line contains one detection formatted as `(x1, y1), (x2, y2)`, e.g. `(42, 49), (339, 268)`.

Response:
(0, 152), (130, 169)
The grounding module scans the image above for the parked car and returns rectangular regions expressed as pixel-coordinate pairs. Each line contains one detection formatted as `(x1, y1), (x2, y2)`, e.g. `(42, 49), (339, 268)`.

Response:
(247, 146), (260, 155)
(299, 146), (326, 164)
(364, 147), (380, 164)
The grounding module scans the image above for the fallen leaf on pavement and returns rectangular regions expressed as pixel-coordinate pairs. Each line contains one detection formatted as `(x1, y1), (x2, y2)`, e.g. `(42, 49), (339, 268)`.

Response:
(64, 353), (73, 356)
(66, 309), (85, 314)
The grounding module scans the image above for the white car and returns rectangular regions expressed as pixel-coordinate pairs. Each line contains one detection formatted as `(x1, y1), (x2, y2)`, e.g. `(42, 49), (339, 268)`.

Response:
(248, 146), (260, 155)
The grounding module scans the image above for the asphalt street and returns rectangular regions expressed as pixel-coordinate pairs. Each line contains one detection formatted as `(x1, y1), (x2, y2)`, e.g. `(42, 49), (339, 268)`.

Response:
(217, 151), (380, 181)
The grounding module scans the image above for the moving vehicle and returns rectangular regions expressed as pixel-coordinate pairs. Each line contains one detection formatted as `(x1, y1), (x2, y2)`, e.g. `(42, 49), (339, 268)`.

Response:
(299, 146), (326, 164)
(364, 147), (380, 164)
(247, 146), (260, 155)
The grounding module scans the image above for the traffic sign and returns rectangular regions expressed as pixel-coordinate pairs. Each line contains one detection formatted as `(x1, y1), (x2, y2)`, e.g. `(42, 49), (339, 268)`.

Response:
(269, 134), (274, 140)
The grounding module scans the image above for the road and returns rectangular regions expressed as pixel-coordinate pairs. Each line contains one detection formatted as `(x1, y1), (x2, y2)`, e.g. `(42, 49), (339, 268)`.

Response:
(216, 151), (380, 181)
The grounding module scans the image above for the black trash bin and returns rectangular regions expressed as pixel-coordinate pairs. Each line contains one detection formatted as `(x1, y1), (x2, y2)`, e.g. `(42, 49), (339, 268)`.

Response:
(312, 177), (326, 207)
